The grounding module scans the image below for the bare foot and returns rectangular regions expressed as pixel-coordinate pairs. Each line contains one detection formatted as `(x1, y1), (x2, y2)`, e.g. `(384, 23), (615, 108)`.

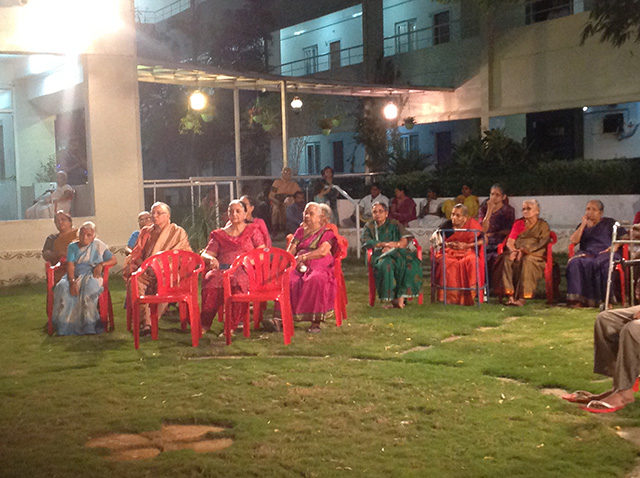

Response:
(513, 298), (526, 307)
(382, 303), (394, 309)
(586, 388), (635, 409)
(392, 298), (405, 309)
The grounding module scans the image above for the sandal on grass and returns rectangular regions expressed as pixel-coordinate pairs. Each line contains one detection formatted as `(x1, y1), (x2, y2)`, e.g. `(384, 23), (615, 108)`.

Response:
(561, 390), (597, 404)
(579, 400), (627, 414)
(140, 325), (151, 337)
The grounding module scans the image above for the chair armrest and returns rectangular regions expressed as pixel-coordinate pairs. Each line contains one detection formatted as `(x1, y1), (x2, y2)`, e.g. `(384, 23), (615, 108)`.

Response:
(411, 238), (422, 261)
(568, 243), (575, 257)
(497, 237), (507, 254)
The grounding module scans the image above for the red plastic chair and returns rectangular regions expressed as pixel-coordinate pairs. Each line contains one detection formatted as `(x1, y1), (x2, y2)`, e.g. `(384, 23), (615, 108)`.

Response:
(222, 247), (296, 345)
(497, 230), (557, 304)
(568, 242), (629, 305)
(130, 250), (205, 349)
(367, 238), (423, 307)
(46, 260), (114, 336)
(285, 228), (347, 327)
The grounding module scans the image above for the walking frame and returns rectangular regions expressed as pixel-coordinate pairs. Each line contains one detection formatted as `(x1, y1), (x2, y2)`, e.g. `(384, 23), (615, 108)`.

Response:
(430, 229), (489, 307)
(604, 221), (640, 310)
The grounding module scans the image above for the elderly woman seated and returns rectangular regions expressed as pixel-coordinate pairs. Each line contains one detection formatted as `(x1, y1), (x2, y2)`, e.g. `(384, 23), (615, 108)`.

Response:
(478, 184), (515, 275)
(492, 199), (550, 306)
(42, 211), (79, 284)
(432, 203), (484, 305)
(362, 202), (423, 308)
(200, 200), (266, 333)
(283, 202), (337, 333)
(51, 221), (117, 335)
(567, 199), (621, 308)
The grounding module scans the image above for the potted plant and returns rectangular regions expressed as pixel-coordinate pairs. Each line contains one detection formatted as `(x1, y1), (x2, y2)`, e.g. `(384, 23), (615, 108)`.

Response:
(403, 116), (416, 130)
(319, 117), (333, 136)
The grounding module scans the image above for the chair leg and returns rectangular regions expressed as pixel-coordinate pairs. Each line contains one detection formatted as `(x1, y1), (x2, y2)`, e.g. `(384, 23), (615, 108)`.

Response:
(186, 301), (199, 347)
(126, 291), (133, 332)
(108, 293), (114, 331)
(368, 268), (376, 307)
(179, 303), (188, 330)
(224, 300), (233, 345)
(133, 301), (140, 350)
(279, 299), (294, 345)
(150, 304), (159, 340)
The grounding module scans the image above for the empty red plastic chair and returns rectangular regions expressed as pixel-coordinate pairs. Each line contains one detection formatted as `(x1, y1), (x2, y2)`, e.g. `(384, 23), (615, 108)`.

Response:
(46, 260), (114, 336)
(130, 250), (205, 349)
(367, 238), (423, 307)
(497, 230), (557, 304)
(222, 247), (296, 345)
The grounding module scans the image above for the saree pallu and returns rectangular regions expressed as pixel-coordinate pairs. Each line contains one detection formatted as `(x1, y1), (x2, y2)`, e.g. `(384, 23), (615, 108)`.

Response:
(52, 239), (112, 335)
(289, 227), (337, 322)
(566, 217), (619, 307)
(433, 218), (484, 305)
(493, 219), (550, 300)
(362, 219), (422, 302)
(200, 224), (264, 329)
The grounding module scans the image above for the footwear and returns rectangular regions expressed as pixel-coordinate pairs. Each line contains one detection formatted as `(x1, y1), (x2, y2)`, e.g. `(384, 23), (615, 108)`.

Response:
(307, 325), (321, 334)
(562, 390), (596, 404)
(579, 400), (627, 414)
(140, 325), (151, 337)
(262, 318), (282, 333)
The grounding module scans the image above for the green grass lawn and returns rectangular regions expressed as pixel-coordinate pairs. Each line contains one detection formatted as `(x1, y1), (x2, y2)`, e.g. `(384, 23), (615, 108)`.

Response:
(1, 260), (639, 478)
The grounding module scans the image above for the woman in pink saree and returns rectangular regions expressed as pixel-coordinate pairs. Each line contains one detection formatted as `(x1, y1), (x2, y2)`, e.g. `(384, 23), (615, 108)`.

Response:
(200, 200), (265, 332)
(286, 202), (337, 333)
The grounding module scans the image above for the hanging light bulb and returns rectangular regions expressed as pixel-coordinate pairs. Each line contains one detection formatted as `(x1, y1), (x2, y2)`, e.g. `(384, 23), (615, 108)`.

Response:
(383, 101), (398, 120)
(291, 96), (303, 111)
(189, 90), (207, 111)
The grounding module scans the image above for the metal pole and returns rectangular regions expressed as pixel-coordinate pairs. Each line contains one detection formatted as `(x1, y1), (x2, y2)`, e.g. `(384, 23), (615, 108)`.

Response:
(280, 80), (288, 168)
(233, 88), (242, 196)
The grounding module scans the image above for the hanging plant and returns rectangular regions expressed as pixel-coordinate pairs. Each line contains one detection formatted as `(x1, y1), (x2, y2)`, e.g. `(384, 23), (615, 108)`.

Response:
(403, 116), (416, 130)
(319, 117), (333, 135)
(179, 111), (204, 135)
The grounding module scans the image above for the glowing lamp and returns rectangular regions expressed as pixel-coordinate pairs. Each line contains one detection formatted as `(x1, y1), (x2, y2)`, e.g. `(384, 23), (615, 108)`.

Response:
(190, 90), (207, 111)
(291, 96), (303, 111)
(383, 102), (398, 120)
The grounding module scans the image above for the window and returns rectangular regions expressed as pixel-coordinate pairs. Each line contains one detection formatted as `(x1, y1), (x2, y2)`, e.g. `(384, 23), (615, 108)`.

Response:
(395, 19), (417, 54)
(0, 54), (92, 221)
(525, 0), (572, 25)
(433, 11), (450, 45)
(303, 45), (318, 75)
(401, 134), (420, 153)
(603, 113), (624, 134)
(307, 142), (321, 174)
(333, 141), (344, 172)
(329, 41), (341, 70)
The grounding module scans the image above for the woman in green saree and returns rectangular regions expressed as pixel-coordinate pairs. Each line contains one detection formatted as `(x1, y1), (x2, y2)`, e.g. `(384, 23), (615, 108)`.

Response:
(362, 202), (423, 308)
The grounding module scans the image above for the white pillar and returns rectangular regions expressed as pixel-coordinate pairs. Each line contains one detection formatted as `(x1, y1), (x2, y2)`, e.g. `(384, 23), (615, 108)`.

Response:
(233, 88), (242, 196)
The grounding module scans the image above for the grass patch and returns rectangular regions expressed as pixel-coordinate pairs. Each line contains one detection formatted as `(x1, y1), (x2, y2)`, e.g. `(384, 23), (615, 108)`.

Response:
(1, 263), (639, 478)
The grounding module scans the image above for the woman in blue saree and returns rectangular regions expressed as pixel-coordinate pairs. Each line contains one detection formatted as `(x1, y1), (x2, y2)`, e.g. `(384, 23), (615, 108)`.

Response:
(52, 221), (117, 335)
(567, 200), (620, 308)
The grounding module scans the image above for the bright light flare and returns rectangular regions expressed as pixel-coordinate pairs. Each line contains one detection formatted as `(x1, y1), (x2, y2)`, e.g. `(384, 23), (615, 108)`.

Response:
(14, 0), (123, 54)
(290, 96), (303, 111)
(383, 102), (398, 120)
(190, 90), (207, 111)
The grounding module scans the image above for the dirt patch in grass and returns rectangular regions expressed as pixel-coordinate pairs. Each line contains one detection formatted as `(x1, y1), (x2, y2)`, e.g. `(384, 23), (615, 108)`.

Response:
(399, 345), (433, 355)
(441, 335), (462, 343)
(86, 424), (232, 461)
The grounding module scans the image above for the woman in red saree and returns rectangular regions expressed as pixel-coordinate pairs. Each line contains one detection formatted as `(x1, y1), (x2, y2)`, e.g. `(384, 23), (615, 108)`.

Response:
(200, 200), (265, 331)
(433, 204), (484, 305)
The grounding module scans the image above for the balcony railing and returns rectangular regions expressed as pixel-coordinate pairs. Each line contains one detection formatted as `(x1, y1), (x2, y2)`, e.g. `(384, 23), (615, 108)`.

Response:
(272, 44), (364, 77)
(135, 0), (190, 24)
(383, 20), (461, 57)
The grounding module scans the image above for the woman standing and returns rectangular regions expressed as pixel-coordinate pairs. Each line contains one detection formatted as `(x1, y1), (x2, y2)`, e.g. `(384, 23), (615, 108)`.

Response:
(388, 185), (417, 226)
(362, 202), (422, 308)
(200, 200), (265, 331)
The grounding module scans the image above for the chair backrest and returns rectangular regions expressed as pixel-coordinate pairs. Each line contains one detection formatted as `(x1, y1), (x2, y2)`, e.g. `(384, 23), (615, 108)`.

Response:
(229, 247), (295, 291)
(134, 250), (204, 296)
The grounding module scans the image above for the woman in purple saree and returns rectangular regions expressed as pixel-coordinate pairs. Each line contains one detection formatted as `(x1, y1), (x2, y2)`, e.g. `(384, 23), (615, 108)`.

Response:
(286, 202), (337, 333)
(567, 200), (621, 308)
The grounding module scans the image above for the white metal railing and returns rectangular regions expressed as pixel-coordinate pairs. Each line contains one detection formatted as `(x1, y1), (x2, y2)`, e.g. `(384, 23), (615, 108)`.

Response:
(273, 45), (364, 77)
(135, 0), (190, 24)
(383, 20), (461, 57)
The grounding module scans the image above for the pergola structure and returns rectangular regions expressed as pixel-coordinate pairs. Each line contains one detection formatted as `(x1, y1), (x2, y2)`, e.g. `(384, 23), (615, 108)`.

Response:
(137, 58), (453, 188)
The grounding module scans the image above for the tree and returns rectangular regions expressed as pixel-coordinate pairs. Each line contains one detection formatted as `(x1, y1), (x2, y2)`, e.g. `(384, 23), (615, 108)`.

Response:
(580, 0), (640, 47)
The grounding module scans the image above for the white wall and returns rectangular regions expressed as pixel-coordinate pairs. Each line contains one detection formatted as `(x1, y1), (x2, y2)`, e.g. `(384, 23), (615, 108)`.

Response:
(583, 102), (640, 160)
(278, 4), (363, 74)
